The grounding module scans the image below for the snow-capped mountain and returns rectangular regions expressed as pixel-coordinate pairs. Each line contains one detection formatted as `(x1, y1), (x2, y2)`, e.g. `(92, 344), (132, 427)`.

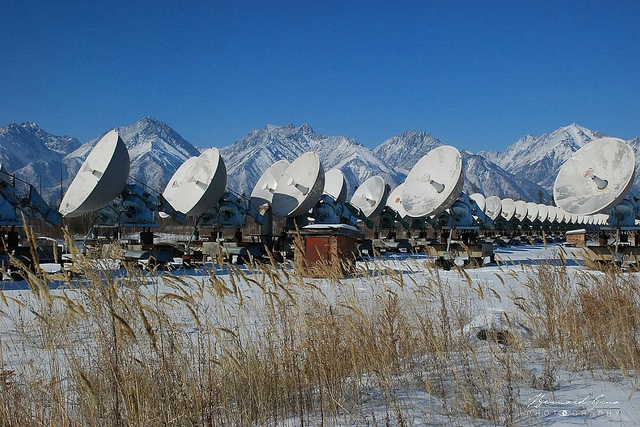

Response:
(480, 124), (607, 193)
(64, 116), (201, 194)
(0, 122), (81, 202)
(0, 117), (201, 205)
(220, 124), (403, 197)
(461, 151), (550, 202)
(373, 131), (444, 175)
(2, 118), (638, 216)
(374, 131), (550, 202)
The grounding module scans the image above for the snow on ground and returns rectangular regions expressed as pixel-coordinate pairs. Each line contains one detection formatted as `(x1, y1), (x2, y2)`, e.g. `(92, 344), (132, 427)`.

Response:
(354, 244), (639, 426)
(1, 242), (639, 426)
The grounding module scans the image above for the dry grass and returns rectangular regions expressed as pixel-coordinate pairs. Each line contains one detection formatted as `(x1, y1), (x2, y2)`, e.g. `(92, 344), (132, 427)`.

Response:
(0, 231), (639, 426)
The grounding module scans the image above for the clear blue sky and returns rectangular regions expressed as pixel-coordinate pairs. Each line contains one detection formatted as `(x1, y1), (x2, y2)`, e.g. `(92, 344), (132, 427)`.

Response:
(1, 0), (639, 152)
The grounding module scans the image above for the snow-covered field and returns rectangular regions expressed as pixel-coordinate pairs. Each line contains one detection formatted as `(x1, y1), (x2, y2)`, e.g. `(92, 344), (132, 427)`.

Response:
(1, 242), (639, 426)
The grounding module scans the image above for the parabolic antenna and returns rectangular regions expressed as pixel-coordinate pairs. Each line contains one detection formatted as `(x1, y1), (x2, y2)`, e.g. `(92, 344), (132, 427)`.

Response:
(59, 130), (130, 217)
(250, 159), (289, 208)
(323, 169), (348, 202)
(536, 204), (549, 222)
(525, 202), (539, 222)
(556, 208), (568, 223)
(402, 146), (464, 217)
(485, 196), (502, 221)
(514, 200), (528, 222)
(385, 183), (409, 219)
(163, 148), (227, 217)
(350, 176), (389, 219)
(500, 198), (516, 221)
(272, 152), (325, 218)
(469, 193), (486, 212)
(553, 137), (635, 216)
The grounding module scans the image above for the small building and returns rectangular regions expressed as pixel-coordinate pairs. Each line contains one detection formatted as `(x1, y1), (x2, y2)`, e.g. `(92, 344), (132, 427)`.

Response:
(291, 224), (364, 278)
(565, 229), (586, 247)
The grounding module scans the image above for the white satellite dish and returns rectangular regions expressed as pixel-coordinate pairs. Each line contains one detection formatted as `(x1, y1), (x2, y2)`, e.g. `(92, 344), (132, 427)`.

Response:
(469, 193), (486, 212)
(554, 137), (635, 216)
(599, 213), (609, 225)
(402, 146), (464, 217)
(514, 200), (528, 222)
(500, 198), (516, 221)
(556, 208), (568, 223)
(59, 130), (130, 217)
(272, 152), (325, 218)
(485, 196), (502, 221)
(250, 159), (289, 208)
(385, 183), (409, 219)
(163, 148), (227, 217)
(546, 205), (557, 223)
(536, 204), (549, 222)
(323, 169), (348, 202)
(525, 202), (539, 222)
(350, 176), (389, 219)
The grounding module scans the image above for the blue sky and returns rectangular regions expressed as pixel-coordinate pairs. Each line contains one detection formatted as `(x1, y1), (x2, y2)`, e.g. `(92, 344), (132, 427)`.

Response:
(1, 0), (639, 152)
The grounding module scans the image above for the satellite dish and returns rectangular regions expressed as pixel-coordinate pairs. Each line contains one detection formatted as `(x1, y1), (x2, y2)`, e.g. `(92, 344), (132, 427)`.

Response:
(60, 130), (130, 217)
(385, 183), (409, 219)
(250, 159), (289, 208)
(525, 202), (539, 222)
(500, 198), (516, 221)
(556, 208), (568, 223)
(402, 146), (464, 217)
(350, 176), (389, 219)
(536, 204), (549, 222)
(162, 148), (227, 217)
(272, 152), (325, 218)
(554, 137), (635, 216)
(514, 200), (528, 222)
(485, 196), (502, 221)
(599, 213), (609, 225)
(469, 193), (486, 212)
(323, 169), (348, 202)
(546, 205), (557, 223)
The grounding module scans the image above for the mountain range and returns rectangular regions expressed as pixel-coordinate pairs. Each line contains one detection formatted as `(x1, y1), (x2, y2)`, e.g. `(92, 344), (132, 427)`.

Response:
(1, 117), (638, 212)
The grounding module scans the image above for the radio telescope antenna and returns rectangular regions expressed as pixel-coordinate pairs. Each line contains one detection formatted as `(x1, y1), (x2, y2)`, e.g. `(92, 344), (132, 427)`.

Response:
(546, 206), (558, 223)
(554, 137), (635, 216)
(162, 148), (227, 217)
(59, 130), (129, 217)
(513, 200), (528, 222)
(349, 176), (389, 220)
(375, 183), (412, 230)
(250, 159), (289, 210)
(310, 168), (361, 225)
(402, 146), (463, 218)
(386, 183), (409, 219)
(323, 169), (348, 202)
(525, 202), (539, 223)
(272, 152), (325, 218)
(500, 198), (516, 221)
(536, 204), (549, 223)
(485, 196), (502, 221)
(469, 193), (486, 213)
